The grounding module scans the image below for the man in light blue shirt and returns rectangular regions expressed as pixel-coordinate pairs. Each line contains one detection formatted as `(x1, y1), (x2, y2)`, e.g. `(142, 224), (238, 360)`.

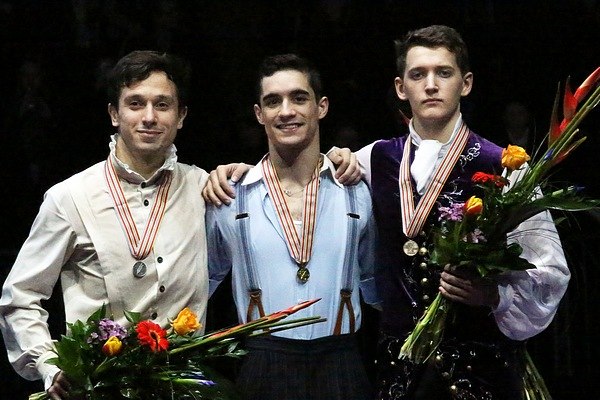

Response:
(206, 54), (378, 400)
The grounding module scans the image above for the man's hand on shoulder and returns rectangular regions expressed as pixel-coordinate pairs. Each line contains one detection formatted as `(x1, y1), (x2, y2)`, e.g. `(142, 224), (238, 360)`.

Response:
(202, 163), (251, 206)
(326, 147), (362, 185)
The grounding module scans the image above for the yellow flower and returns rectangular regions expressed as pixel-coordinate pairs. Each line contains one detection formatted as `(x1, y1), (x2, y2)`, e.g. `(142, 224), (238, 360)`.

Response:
(171, 307), (201, 335)
(501, 145), (530, 171)
(463, 196), (483, 216)
(102, 336), (123, 356)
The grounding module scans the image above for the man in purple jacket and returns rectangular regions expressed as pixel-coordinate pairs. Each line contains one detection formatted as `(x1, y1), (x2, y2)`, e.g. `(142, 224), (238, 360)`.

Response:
(353, 25), (568, 400)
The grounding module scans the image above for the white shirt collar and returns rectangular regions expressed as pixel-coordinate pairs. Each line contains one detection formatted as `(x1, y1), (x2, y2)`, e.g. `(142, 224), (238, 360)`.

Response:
(242, 153), (344, 188)
(408, 114), (464, 148)
(108, 133), (178, 184)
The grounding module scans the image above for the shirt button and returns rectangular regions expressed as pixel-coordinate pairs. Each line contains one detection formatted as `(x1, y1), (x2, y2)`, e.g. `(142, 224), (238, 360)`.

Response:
(157, 256), (163, 263)
(143, 199), (149, 206)
(151, 312), (158, 319)
(141, 182), (147, 188)
(159, 285), (166, 293)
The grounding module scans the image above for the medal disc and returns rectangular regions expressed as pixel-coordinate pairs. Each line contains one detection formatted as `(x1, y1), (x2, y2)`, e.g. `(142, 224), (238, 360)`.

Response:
(132, 261), (147, 278)
(297, 266), (310, 284)
(403, 240), (419, 256)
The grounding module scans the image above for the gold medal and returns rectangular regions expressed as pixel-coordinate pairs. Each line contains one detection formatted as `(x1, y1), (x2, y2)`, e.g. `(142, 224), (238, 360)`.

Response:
(297, 266), (310, 284)
(403, 240), (419, 256)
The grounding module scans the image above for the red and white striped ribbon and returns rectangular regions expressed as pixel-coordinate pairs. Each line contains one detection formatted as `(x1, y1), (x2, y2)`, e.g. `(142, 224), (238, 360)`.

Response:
(261, 156), (320, 264)
(104, 158), (172, 260)
(399, 122), (470, 238)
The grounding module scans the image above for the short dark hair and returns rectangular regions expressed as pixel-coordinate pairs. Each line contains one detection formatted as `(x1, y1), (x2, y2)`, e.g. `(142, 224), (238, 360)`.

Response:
(107, 50), (191, 110)
(256, 54), (323, 102)
(394, 25), (470, 77)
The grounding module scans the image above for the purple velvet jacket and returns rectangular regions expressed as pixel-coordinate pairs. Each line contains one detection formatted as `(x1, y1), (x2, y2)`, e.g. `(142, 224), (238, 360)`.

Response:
(369, 131), (508, 341)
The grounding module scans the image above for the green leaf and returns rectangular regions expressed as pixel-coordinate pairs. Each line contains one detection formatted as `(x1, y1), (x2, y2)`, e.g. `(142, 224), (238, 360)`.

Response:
(124, 310), (142, 324)
(87, 305), (107, 324)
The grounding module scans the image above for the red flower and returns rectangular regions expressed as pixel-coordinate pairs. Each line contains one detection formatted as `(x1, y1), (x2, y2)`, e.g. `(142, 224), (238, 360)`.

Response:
(550, 67), (600, 145)
(206, 298), (323, 340)
(471, 172), (508, 188)
(136, 320), (169, 352)
(264, 298), (322, 321)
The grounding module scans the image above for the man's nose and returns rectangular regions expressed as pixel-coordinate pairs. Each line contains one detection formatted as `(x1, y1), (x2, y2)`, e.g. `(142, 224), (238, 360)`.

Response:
(142, 104), (157, 124)
(279, 99), (296, 117)
(425, 73), (438, 92)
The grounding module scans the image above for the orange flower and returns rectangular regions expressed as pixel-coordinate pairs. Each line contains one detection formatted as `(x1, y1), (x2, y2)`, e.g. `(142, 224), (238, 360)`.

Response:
(171, 307), (201, 336)
(501, 145), (530, 171)
(136, 320), (169, 352)
(463, 196), (483, 216)
(102, 336), (123, 356)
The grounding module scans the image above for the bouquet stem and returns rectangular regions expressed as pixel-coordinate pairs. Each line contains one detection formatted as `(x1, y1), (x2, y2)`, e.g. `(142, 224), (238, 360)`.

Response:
(399, 293), (452, 364)
(522, 349), (553, 400)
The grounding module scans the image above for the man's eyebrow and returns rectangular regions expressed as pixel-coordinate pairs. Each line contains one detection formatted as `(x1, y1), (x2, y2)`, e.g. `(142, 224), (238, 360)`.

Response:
(122, 94), (175, 102)
(154, 94), (175, 102)
(289, 89), (310, 96)
(261, 93), (280, 103)
(261, 89), (311, 101)
(123, 94), (144, 101)
(408, 64), (455, 71)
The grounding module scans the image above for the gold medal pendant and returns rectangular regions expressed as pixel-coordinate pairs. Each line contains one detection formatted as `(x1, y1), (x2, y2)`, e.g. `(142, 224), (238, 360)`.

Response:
(403, 239), (419, 256)
(297, 265), (310, 284)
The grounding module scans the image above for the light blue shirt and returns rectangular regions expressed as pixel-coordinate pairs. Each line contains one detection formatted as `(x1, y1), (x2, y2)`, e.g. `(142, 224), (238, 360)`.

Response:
(206, 155), (378, 339)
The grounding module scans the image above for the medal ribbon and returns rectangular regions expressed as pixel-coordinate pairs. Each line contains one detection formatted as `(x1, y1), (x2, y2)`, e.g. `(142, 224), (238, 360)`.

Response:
(399, 122), (470, 238)
(104, 157), (172, 260)
(261, 156), (320, 265)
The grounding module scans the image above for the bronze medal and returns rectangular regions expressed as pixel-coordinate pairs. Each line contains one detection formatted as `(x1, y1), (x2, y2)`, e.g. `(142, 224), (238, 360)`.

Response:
(297, 266), (310, 284)
(403, 239), (419, 256)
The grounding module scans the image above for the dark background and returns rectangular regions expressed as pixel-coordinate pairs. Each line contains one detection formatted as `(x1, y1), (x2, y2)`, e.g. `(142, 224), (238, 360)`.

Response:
(0, 0), (599, 398)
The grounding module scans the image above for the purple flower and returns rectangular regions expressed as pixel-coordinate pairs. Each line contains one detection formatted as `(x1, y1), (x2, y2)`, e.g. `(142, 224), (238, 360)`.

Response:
(174, 371), (216, 386)
(88, 318), (128, 344)
(465, 228), (487, 244)
(438, 202), (465, 222)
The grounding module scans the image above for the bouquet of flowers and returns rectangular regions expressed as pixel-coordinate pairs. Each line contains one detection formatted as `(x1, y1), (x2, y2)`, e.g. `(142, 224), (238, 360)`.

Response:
(29, 299), (324, 400)
(399, 67), (600, 396)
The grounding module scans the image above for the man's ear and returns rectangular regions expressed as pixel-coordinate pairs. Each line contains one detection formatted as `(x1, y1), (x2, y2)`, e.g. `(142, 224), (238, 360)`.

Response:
(394, 77), (407, 101)
(317, 96), (329, 120)
(177, 106), (188, 129)
(254, 104), (265, 125)
(461, 72), (473, 97)
(108, 103), (119, 127)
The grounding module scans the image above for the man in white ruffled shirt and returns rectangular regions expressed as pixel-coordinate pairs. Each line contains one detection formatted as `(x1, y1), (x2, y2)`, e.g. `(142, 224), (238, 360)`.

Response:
(0, 51), (210, 399)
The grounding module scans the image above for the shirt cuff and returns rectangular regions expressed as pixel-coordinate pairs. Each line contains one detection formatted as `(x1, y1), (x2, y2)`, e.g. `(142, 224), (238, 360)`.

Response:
(36, 350), (60, 390)
(359, 276), (380, 305)
(493, 283), (513, 314)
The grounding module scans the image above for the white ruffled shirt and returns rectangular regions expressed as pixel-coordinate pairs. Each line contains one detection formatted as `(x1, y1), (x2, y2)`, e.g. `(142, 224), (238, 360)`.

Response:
(0, 135), (210, 388)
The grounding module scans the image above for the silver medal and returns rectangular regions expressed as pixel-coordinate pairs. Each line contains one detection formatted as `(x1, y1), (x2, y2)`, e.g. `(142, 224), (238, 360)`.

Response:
(132, 261), (147, 278)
